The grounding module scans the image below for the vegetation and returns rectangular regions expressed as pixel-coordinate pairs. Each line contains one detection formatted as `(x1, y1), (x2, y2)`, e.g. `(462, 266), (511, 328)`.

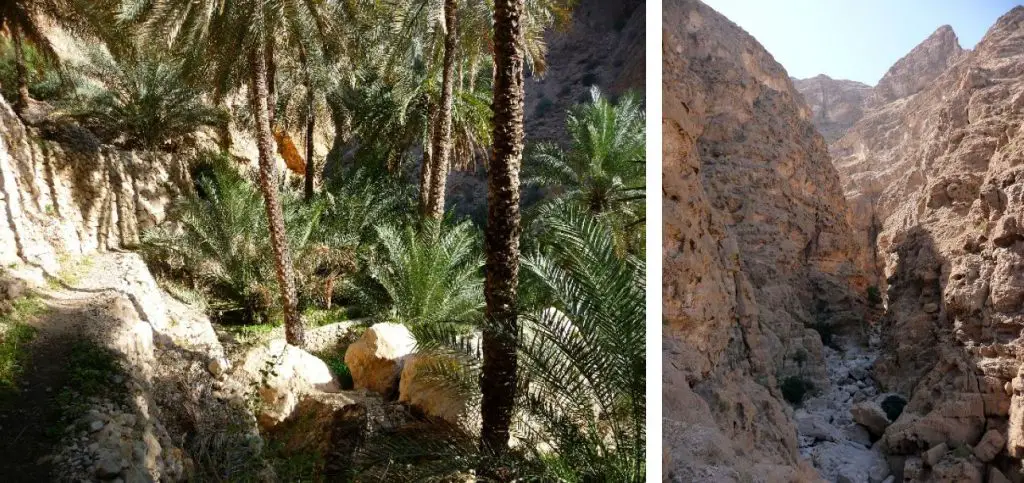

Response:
(0, 0), (644, 479)
(0, 296), (43, 396)
(867, 285), (882, 307)
(781, 375), (814, 405)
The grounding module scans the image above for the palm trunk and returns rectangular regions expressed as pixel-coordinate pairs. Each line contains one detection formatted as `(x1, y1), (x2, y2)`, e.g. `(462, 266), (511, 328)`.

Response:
(12, 26), (30, 114)
(250, 49), (305, 347)
(424, 0), (459, 220)
(303, 53), (315, 202)
(265, 40), (277, 127)
(418, 112), (435, 214)
(480, 0), (524, 467)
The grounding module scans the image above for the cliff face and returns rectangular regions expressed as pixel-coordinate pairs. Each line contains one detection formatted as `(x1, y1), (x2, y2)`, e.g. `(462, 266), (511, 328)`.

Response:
(830, 6), (1024, 475)
(662, 1), (867, 480)
(0, 97), (190, 274)
(793, 75), (873, 143)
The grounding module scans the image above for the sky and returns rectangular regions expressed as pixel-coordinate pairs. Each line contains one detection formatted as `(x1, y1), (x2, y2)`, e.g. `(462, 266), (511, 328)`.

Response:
(701, 0), (1023, 85)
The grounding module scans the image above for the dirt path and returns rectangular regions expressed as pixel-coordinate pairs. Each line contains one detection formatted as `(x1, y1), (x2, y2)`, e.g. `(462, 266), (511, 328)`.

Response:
(0, 254), (140, 481)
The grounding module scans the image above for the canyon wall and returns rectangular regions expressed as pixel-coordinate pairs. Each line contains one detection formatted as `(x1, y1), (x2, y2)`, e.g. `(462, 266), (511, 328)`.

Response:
(0, 97), (190, 274)
(792, 75), (872, 143)
(662, 0), (867, 480)
(828, 6), (1024, 480)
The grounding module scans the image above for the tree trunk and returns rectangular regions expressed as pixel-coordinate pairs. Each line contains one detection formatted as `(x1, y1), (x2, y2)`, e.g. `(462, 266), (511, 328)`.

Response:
(265, 40), (277, 127)
(419, 100), (437, 214)
(424, 0), (459, 220)
(303, 56), (315, 202)
(12, 26), (30, 114)
(480, 0), (524, 468)
(250, 49), (305, 347)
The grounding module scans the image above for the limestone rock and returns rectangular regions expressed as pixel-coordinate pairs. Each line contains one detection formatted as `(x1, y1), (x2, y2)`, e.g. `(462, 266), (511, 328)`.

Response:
(973, 429), (1005, 462)
(810, 441), (890, 483)
(398, 353), (478, 431)
(989, 467), (1010, 483)
(851, 401), (891, 437)
(793, 75), (872, 142)
(923, 442), (947, 467)
(235, 339), (340, 428)
(663, 0), (867, 479)
(345, 323), (415, 396)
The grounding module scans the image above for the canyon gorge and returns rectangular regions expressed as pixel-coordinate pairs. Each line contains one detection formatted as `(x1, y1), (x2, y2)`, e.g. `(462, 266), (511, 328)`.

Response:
(664, 0), (1024, 482)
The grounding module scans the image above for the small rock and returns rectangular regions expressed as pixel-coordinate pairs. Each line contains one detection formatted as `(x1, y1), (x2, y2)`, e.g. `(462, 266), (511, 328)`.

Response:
(923, 302), (939, 313)
(89, 420), (105, 432)
(973, 429), (1005, 462)
(207, 357), (230, 377)
(94, 456), (122, 478)
(851, 401), (891, 437)
(923, 442), (947, 466)
(989, 467), (1010, 483)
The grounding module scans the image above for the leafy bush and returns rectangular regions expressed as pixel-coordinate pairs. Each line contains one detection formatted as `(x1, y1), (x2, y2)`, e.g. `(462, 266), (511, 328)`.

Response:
(360, 209), (645, 481)
(781, 376), (813, 405)
(881, 394), (907, 422)
(867, 285), (882, 307)
(358, 220), (483, 328)
(524, 87), (645, 256)
(70, 49), (226, 150)
(0, 296), (43, 396)
(0, 38), (70, 103)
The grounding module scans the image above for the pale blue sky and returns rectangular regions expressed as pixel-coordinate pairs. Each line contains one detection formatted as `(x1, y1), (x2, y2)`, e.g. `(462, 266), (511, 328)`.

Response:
(702, 0), (1023, 85)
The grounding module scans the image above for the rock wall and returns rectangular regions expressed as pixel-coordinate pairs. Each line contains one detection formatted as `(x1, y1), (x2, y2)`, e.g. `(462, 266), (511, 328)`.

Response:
(828, 6), (1024, 479)
(662, 0), (868, 480)
(792, 75), (873, 143)
(0, 96), (190, 274)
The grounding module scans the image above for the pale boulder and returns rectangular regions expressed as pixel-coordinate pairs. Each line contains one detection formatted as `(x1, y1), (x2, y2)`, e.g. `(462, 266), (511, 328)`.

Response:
(399, 353), (478, 431)
(972, 429), (1005, 462)
(851, 401), (891, 437)
(345, 323), (415, 395)
(237, 339), (340, 428)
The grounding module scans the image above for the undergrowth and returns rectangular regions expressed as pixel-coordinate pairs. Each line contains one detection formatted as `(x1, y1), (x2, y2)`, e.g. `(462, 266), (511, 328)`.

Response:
(0, 296), (44, 397)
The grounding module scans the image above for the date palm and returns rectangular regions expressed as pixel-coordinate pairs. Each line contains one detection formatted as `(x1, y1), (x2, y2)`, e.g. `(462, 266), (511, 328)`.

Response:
(481, 0), (526, 470)
(122, 0), (343, 346)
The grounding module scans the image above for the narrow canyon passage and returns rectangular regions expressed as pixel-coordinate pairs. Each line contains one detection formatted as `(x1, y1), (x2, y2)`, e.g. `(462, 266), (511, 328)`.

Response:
(665, 1), (1024, 481)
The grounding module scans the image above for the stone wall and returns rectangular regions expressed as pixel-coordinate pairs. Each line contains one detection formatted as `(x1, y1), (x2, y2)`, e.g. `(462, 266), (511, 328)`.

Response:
(0, 96), (190, 274)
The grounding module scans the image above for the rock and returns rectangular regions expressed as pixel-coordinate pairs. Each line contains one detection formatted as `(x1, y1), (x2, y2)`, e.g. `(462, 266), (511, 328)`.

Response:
(207, 357), (230, 378)
(989, 467), (1010, 483)
(234, 339), (340, 428)
(931, 454), (983, 483)
(398, 353), (478, 431)
(903, 457), (924, 481)
(94, 455), (122, 478)
(89, 420), (104, 432)
(344, 323), (415, 396)
(851, 401), (891, 437)
(266, 392), (367, 480)
(0, 275), (27, 301)
(795, 410), (842, 443)
(845, 424), (873, 447)
(923, 442), (947, 466)
(973, 429), (1005, 462)
(662, 1), (866, 480)
(810, 442), (890, 483)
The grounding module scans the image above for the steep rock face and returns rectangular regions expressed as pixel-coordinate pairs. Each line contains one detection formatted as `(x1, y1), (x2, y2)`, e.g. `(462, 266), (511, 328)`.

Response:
(524, 0), (645, 142)
(793, 75), (873, 142)
(832, 6), (1024, 475)
(0, 97), (190, 273)
(663, 0), (867, 480)
(866, 25), (965, 108)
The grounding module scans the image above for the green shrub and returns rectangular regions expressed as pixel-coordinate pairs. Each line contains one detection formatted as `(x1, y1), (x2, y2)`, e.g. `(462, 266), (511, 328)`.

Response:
(535, 97), (555, 117)
(867, 285), (882, 306)
(781, 376), (813, 405)
(71, 48), (226, 150)
(810, 322), (838, 349)
(358, 220), (483, 329)
(0, 296), (44, 396)
(881, 394), (907, 421)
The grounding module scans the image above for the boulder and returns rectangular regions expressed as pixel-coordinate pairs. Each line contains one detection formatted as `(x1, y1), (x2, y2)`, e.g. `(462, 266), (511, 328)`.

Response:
(989, 467), (1010, 483)
(345, 323), (415, 396)
(0, 274), (27, 301)
(923, 442), (947, 466)
(236, 339), (340, 428)
(398, 353), (478, 431)
(931, 455), (983, 483)
(810, 441), (890, 483)
(973, 429), (1005, 462)
(267, 392), (367, 480)
(851, 401), (891, 437)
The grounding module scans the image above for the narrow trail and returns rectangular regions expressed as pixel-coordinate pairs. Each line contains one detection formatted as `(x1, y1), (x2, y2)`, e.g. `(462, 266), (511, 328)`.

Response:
(0, 253), (145, 481)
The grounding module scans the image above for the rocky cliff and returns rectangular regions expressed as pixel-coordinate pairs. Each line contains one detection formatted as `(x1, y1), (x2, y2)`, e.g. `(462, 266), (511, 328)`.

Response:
(826, 6), (1024, 481)
(663, 0), (868, 480)
(0, 97), (190, 275)
(793, 75), (873, 142)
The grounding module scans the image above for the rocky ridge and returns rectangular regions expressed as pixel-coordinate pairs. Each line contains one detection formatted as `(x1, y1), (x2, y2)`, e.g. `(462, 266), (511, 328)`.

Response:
(826, 6), (1024, 482)
(663, 0), (868, 480)
(792, 75), (872, 142)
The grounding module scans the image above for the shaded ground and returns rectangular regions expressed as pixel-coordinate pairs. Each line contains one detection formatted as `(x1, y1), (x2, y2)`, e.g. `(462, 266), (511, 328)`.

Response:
(0, 255), (134, 481)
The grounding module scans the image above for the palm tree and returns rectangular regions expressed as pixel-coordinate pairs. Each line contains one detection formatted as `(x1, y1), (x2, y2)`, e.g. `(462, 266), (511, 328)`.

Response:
(424, 0), (458, 219)
(122, 0), (341, 347)
(481, 0), (526, 469)
(0, 0), (93, 112)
